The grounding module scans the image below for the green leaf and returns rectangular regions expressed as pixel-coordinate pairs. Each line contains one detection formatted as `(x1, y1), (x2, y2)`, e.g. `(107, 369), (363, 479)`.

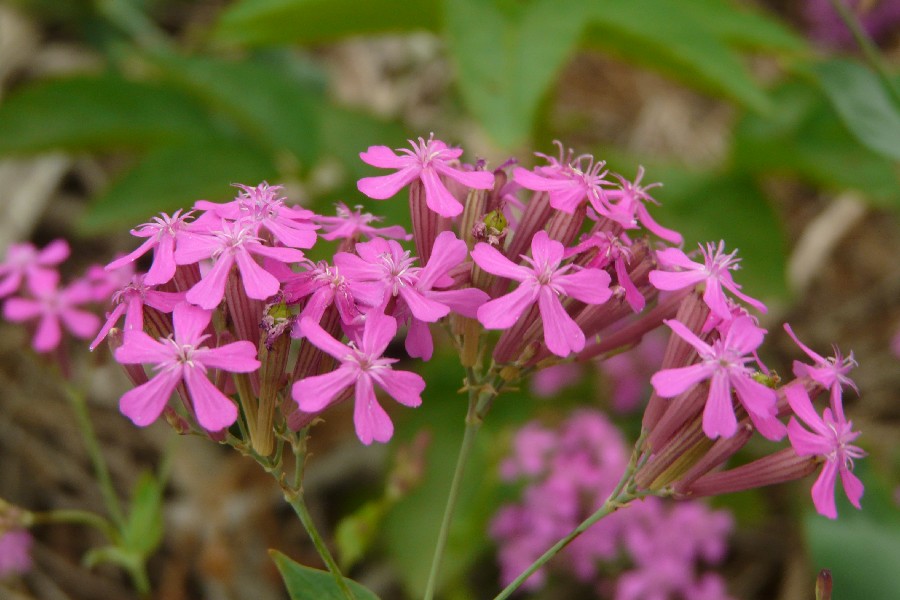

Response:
(0, 74), (215, 155)
(681, 0), (808, 54)
(583, 0), (771, 113)
(121, 471), (164, 558)
(445, 0), (590, 149)
(269, 550), (381, 600)
(213, 0), (441, 47)
(811, 59), (900, 162)
(153, 54), (322, 168)
(80, 136), (278, 233)
(335, 501), (389, 571)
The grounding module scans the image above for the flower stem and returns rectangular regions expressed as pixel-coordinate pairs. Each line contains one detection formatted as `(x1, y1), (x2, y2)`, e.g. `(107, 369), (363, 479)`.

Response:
(27, 508), (118, 542)
(423, 370), (497, 600)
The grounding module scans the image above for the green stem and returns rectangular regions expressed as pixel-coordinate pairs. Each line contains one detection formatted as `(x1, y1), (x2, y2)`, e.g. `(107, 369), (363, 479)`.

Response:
(63, 384), (126, 530)
(423, 370), (496, 600)
(827, 0), (900, 106)
(28, 509), (117, 542)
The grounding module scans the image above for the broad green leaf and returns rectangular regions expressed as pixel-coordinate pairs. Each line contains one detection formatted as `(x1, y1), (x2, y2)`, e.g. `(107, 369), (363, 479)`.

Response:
(682, 0), (808, 54)
(153, 54), (322, 167)
(0, 74), (215, 154)
(121, 471), (164, 558)
(811, 59), (900, 162)
(213, 0), (440, 47)
(269, 550), (381, 600)
(583, 0), (771, 113)
(80, 137), (277, 233)
(734, 81), (900, 206)
(444, 0), (590, 149)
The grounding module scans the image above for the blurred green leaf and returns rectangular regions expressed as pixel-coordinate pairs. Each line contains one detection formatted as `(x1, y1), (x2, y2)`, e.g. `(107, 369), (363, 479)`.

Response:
(80, 137), (277, 232)
(121, 471), (164, 558)
(445, 0), (589, 149)
(734, 81), (900, 206)
(335, 500), (388, 571)
(0, 74), (215, 155)
(214, 0), (440, 46)
(269, 550), (381, 600)
(811, 58), (900, 162)
(584, 0), (771, 113)
(681, 0), (808, 54)
(153, 54), (322, 168)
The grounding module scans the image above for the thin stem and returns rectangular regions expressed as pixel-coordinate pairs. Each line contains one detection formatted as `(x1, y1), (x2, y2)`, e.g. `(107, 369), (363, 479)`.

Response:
(62, 383), (126, 530)
(827, 0), (900, 106)
(27, 509), (117, 542)
(423, 370), (496, 600)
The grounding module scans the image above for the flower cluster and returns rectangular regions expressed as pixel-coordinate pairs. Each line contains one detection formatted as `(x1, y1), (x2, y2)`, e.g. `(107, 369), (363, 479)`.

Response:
(491, 411), (735, 599)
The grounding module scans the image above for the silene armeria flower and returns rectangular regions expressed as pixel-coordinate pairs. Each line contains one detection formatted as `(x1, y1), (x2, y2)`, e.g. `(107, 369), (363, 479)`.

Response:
(473, 230), (613, 357)
(513, 145), (612, 215)
(0, 239), (70, 298)
(105, 210), (194, 286)
(785, 383), (865, 519)
(357, 134), (495, 218)
(784, 323), (857, 414)
(292, 312), (425, 445)
(651, 316), (780, 440)
(90, 274), (185, 350)
(649, 241), (767, 320)
(114, 302), (261, 431)
(315, 202), (412, 242)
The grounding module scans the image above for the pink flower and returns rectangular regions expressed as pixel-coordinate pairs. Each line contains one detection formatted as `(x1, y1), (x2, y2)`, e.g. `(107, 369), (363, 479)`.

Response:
(175, 220), (304, 309)
(282, 260), (367, 328)
(651, 316), (781, 440)
(3, 270), (100, 352)
(357, 135), (494, 218)
(649, 241), (767, 320)
(784, 323), (857, 416)
(315, 202), (412, 242)
(0, 239), (69, 298)
(785, 383), (865, 519)
(567, 231), (645, 312)
(513, 147), (612, 215)
(114, 302), (260, 430)
(105, 211), (193, 286)
(90, 274), (186, 350)
(604, 166), (683, 244)
(0, 529), (33, 577)
(472, 231), (613, 357)
(291, 313), (425, 445)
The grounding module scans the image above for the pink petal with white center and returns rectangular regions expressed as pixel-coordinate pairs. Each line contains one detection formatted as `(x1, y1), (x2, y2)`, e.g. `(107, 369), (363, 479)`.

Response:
(399, 287), (449, 322)
(119, 369), (181, 426)
(477, 283), (537, 330)
(184, 367), (238, 431)
(234, 250), (281, 300)
(199, 341), (260, 372)
(359, 145), (409, 169)
(173, 303), (213, 345)
(293, 366), (357, 413)
(787, 418), (832, 456)
(811, 460), (839, 519)
(372, 368), (425, 407)
(361, 312), (398, 357)
(470, 243), (529, 281)
(651, 363), (712, 397)
(433, 162), (494, 191)
(353, 374), (393, 445)
(2, 297), (42, 321)
(555, 268), (612, 305)
(420, 168), (465, 217)
(60, 307), (101, 339)
(702, 372), (738, 439)
(33, 314), (62, 352)
(418, 232), (467, 290)
(298, 317), (353, 361)
(404, 317), (433, 360)
(840, 467), (864, 509)
(143, 234), (177, 285)
(537, 286), (585, 357)
(185, 254), (233, 309)
(427, 288), (489, 318)
(358, 167), (420, 200)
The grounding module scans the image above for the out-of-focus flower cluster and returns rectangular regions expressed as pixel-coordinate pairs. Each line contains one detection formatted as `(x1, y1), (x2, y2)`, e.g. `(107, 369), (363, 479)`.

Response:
(491, 410), (735, 599)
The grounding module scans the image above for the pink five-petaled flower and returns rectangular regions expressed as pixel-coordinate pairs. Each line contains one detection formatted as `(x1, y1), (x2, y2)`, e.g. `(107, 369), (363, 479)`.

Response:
(292, 313), (425, 445)
(175, 220), (304, 309)
(3, 270), (100, 353)
(315, 202), (412, 242)
(357, 135), (494, 218)
(604, 166), (683, 244)
(114, 303), (260, 431)
(784, 383), (865, 519)
(90, 275), (186, 351)
(513, 149), (612, 215)
(651, 316), (781, 440)
(0, 239), (69, 298)
(105, 210), (193, 286)
(649, 241), (767, 320)
(473, 230), (613, 357)
(784, 323), (857, 415)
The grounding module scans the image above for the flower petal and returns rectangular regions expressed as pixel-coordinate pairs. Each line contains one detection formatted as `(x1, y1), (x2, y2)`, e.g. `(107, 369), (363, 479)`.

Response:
(293, 366), (357, 413)
(200, 341), (261, 373)
(477, 283), (537, 330)
(537, 286), (584, 357)
(185, 367), (238, 431)
(353, 375), (393, 445)
(119, 369), (181, 427)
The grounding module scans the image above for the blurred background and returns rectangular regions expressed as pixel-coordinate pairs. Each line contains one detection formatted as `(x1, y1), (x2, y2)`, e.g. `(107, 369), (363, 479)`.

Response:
(0, 0), (898, 598)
